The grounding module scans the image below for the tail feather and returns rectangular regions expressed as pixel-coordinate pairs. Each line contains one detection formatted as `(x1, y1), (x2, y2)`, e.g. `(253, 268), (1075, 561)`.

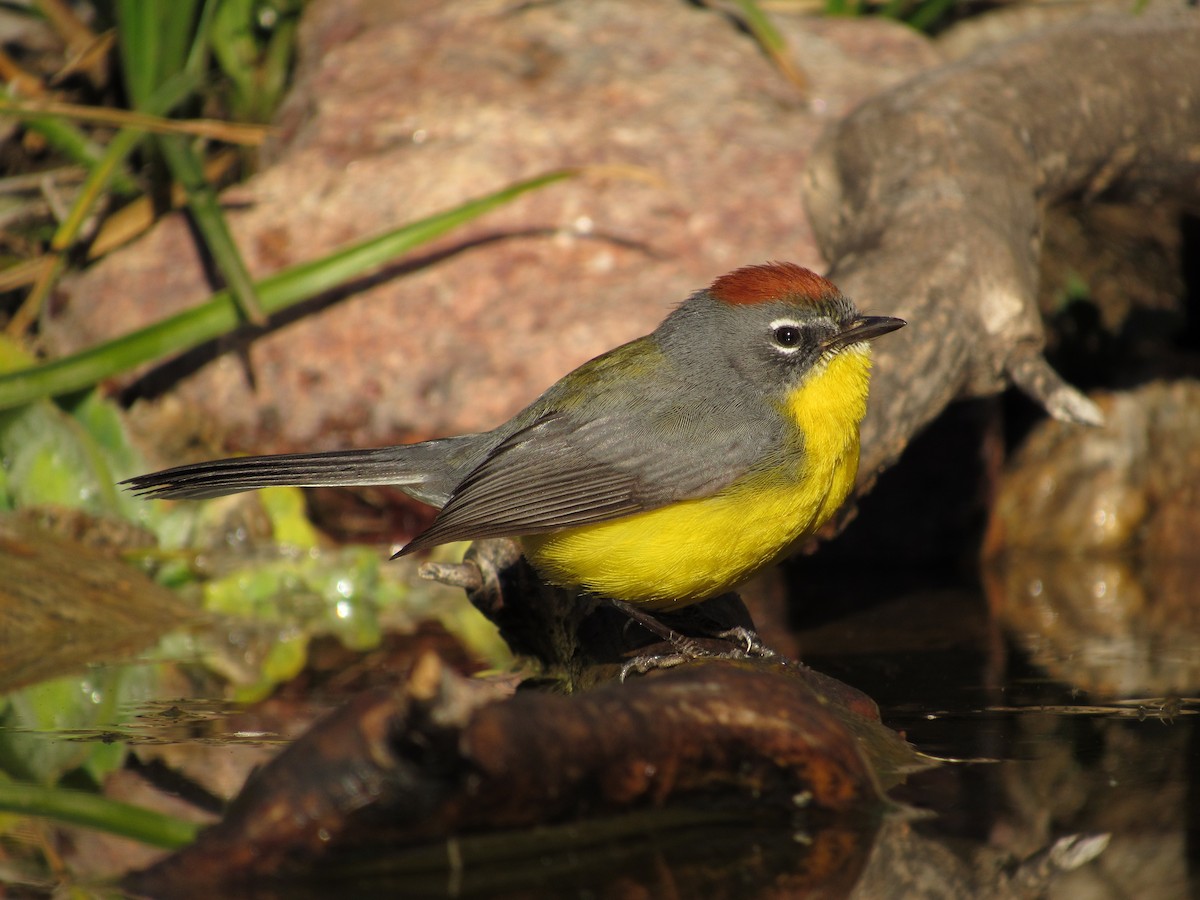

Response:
(122, 437), (485, 506)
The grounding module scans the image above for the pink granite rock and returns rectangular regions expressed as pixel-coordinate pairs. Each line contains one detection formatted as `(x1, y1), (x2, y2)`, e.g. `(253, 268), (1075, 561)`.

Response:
(49, 0), (938, 457)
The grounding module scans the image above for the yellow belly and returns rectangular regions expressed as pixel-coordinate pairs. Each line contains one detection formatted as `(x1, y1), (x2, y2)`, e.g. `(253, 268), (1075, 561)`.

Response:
(522, 349), (871, 608)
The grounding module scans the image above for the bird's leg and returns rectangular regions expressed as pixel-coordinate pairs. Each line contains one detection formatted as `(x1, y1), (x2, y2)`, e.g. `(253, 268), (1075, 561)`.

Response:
(608, 599), (706, 656)
(608, 599), (755, 681)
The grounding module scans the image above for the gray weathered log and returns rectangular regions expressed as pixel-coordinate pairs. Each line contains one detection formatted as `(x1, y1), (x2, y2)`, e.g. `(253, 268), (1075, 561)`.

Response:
(802, 12), (1200, 486)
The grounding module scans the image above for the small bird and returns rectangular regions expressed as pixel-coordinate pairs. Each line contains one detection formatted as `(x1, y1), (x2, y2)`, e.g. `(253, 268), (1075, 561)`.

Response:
(125, 263), (904, 610)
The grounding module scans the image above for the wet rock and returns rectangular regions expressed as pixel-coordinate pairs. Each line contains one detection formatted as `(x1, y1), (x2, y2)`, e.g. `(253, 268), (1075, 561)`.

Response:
(48, 0), (938, 457)
(984, 380), (1200, 695)
(984, 380), (1200, 559)
(983, 555), (1200, 695)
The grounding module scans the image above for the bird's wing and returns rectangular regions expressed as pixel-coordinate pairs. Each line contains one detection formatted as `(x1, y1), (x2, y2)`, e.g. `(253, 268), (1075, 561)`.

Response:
(399, 399), (781, 554)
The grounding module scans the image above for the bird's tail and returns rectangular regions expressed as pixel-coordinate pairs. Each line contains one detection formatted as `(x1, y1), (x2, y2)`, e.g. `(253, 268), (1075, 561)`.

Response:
(122, 435), (485, 507)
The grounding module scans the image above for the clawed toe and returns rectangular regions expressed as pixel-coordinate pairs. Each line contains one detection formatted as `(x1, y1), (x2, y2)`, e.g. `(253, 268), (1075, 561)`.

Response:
(712, 626), (775, 658)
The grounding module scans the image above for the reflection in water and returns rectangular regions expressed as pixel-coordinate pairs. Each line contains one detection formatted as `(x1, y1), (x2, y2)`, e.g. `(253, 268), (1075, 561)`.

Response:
(986, 554), (1200, 697)
(978, 552), (1200, 898)
(2, 572), (1198, 897)
(803, 572), (1200, 900)
(244, 810), (883, 900)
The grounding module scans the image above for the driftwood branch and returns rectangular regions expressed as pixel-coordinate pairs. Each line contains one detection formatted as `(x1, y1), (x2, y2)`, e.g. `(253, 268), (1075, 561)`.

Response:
(802, 12), (1200, 485)
(125, 651), (920, 894)
(123, 540), (926, 891)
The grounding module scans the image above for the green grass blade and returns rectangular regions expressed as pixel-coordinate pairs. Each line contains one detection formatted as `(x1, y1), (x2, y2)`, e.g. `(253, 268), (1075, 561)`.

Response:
(0, 779), (200, 849)
(729, 0), (784, 54)
(187, 0), (221, 79)
(906, 0), (958, 32)
(115, 0), (203, 108)
(0, 169), (577, 409)
(726, 0), (807, 91)
(16, 114), (139, 196)
(157, 133), (266, 323)
(156, 0), (204, 87)
(43, 68), (204, 254)
(15, 69), (207, 327)
(824, 0), (857, 15)
(113, 0), (160, 109)
(210, 0), (261, 115)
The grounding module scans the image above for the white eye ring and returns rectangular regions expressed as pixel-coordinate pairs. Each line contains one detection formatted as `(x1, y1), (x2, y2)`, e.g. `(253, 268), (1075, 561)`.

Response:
(769, 318), (804, 354)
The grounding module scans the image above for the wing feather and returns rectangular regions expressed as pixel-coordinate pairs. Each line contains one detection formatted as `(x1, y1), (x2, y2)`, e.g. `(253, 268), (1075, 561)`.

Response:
(401, 416), (642, 551)
(400, 395), (783, 554)
(396, 332), (790, 554)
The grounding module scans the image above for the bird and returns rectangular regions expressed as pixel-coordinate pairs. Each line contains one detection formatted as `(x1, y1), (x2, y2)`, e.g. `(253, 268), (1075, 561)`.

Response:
(125, 262), (904, 611)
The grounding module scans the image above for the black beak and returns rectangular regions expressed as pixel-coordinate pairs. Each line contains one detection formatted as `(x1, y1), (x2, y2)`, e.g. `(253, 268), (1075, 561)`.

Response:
(822, 315), (906, 352)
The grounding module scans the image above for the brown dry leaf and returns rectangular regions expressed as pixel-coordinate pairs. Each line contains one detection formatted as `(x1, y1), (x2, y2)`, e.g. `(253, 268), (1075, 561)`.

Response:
(0, 515), (195, 693)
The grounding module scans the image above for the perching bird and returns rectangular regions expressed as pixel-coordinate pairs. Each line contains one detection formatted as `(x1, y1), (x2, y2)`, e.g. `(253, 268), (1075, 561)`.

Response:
(126, 262), (904, 610)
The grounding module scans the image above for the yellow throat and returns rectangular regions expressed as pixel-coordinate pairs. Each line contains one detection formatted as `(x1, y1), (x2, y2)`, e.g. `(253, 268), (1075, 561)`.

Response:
(522, 346), (874, 608)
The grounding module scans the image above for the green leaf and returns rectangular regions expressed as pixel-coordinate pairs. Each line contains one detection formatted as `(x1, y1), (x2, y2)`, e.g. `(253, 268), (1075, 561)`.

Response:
(0, 335), (148, 516)
(0, 401), (117, 512)
(259, 485), (321, 550)
(0, 672), (124, 784)
(0, 777), (198, 849)
(210, 0), (300, 122)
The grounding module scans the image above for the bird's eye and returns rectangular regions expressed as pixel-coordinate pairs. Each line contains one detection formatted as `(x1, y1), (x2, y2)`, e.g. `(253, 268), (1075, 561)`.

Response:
(772, 324), (802, 348)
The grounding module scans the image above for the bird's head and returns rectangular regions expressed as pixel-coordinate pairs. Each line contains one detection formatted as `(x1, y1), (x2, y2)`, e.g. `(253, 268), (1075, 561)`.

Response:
(656, 262), (906, 400)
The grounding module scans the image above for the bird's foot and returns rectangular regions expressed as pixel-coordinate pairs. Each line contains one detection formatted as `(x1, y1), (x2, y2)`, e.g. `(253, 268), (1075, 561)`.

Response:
(710, 625), (776, 659)
(619, 651), (689, 682)
(618, 644), (756, 682)
(609, 599), (775, 681)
